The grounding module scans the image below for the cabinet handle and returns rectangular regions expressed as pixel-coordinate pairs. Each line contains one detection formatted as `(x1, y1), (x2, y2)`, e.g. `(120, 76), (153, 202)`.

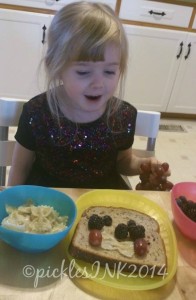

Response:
(176, 42), (183, 59)
(184, 43), (191, 60)
(148, 10), (166, 17)
(42, 25), (47, 44)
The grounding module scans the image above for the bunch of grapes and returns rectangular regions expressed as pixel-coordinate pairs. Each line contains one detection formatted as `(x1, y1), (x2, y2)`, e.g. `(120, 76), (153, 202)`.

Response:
(135, 162), (173, 191)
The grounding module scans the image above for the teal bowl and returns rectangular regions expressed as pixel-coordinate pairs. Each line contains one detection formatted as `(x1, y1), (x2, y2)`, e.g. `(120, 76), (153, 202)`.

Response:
(0, 185), (77, 253)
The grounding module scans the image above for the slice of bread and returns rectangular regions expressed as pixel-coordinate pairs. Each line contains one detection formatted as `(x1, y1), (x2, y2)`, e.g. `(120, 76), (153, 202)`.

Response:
(69, 206), (167, 276)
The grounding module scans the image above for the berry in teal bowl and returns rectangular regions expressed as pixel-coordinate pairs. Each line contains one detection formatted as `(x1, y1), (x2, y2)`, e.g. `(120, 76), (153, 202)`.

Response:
(171, 182), (196, 240)
(0, 185), (77, 253)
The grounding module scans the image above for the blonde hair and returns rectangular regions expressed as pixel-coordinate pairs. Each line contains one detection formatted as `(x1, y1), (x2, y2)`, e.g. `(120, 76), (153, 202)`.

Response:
(45, 1), (128, 121)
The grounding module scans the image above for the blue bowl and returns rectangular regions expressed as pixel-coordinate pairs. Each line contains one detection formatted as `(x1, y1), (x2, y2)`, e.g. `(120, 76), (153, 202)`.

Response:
(0, 185), (77, 253)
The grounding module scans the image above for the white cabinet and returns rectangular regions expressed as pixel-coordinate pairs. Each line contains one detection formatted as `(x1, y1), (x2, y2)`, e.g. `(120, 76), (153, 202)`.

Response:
(123, 25), (186, 111)
(0, 9), (51, 99)
(123, 25), (196, 114)
(0, 0), (117, 10)
(119, 0), (193, 28)
(192, 13), (196, 30)
(1, 1), (196, 114)
(167, 33), (196, 114)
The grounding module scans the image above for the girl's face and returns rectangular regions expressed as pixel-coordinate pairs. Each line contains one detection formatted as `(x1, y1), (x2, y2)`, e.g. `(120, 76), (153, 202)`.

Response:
(61, 43), (120, 122)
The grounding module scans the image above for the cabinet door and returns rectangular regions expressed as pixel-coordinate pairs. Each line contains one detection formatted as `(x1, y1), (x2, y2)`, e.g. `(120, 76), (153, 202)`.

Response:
(0, 9), (51, 99)
(167, 33), (196, 114)
(123, 25), (187, 111)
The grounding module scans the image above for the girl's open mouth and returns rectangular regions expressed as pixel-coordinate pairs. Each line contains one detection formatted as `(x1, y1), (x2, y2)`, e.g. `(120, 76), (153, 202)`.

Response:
(85, 95), (102, 101)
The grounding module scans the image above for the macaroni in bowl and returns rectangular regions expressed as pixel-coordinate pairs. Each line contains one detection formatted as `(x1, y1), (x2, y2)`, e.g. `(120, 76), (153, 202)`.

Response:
(1, 201), (68, 234)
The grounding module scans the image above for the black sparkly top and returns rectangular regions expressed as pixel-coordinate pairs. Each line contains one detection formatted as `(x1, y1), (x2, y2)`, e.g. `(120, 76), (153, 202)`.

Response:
(15, 93), (137, 189)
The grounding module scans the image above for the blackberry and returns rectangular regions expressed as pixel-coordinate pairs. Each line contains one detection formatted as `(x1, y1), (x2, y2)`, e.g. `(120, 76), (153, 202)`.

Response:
(128, 225), (145, 241)
(186, 208), (196, 222)
(127, 219), (136, 230)
(103, 215), (112, 226)
(188, 200), (196, 209)
(114, 223), (128, 240)
(179, 195), (187, 202)
(176, 196), (196, 222)
(176, 196), (187, 209)
(88, 214), (104, 230)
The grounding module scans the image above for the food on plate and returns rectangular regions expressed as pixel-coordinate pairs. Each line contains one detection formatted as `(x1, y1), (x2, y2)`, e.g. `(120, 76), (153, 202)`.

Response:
(69, 206), (167, 275)
(134, 238), (148, 256)
(89, 229), (102, 246)
(176, 195), (196, 222)
(136, 162), (173, 191)
(1, 200), (68, 233)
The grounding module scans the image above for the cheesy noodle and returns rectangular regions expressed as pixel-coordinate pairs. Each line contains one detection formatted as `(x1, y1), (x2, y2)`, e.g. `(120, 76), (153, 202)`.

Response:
(1, 201), (68, 233)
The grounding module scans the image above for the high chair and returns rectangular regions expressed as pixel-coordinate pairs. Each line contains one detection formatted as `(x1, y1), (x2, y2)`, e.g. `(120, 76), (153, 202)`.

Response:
(0, 97), (26, 185)
(121, 109), (161, 188)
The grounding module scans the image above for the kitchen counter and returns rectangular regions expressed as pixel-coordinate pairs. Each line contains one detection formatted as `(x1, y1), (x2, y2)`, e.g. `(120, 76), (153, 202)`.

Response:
(0, 188), (195, 300)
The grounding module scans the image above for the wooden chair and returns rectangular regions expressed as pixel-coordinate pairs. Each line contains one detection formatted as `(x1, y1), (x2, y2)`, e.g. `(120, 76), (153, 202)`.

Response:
(0, 97), (160, 186)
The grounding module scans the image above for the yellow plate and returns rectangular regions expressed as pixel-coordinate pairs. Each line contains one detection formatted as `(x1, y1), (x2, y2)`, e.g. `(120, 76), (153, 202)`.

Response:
(64, 190), (177, 290)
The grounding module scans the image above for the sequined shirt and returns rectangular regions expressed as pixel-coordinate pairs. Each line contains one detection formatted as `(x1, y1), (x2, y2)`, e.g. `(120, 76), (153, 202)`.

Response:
(15, 93), (137, 189)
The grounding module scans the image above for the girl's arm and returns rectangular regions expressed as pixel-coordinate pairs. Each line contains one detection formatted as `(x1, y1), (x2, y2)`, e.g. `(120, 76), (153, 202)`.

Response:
(7, 142), (35, 186)
(116, 148), (170, 176)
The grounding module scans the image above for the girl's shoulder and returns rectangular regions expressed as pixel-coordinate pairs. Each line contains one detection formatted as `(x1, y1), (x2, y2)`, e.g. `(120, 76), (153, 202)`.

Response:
(24, 92), (48, 111)
(113, 99), (137, 122)
(108, 99), (137, 133)
(23, 93), (51, 122)
(119, 100), (137, 115)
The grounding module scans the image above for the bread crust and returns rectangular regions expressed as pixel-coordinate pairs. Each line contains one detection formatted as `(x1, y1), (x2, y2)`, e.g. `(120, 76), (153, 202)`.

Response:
(69, 206), (167, 276)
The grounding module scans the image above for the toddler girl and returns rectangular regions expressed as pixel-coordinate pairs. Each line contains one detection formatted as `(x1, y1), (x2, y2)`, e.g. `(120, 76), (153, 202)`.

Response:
(8, 1), (169, 189)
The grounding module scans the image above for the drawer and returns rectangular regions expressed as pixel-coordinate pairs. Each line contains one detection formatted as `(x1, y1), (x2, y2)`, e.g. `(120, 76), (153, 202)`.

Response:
(0, 0), (117, 11)
(119, 0), (193, 28)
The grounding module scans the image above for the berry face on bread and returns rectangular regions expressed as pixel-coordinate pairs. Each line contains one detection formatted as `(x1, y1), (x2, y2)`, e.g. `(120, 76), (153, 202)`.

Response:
(69, 206), (167, 276)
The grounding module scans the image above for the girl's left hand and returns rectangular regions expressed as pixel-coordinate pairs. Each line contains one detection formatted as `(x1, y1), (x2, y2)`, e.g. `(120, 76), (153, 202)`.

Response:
(148, 158), (171, 177)
(137, 158), (173, 191)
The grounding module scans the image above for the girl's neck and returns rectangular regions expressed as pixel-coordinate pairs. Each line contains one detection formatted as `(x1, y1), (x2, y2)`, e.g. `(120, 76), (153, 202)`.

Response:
(59, 100), (107, 124)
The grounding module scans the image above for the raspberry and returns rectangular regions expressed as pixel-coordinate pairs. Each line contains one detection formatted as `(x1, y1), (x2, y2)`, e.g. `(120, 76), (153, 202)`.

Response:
(103, 215), (112, 226)
(114, 223), (128, 240)
(88, 214), (104, 230)
(128, 225), (145, 240)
